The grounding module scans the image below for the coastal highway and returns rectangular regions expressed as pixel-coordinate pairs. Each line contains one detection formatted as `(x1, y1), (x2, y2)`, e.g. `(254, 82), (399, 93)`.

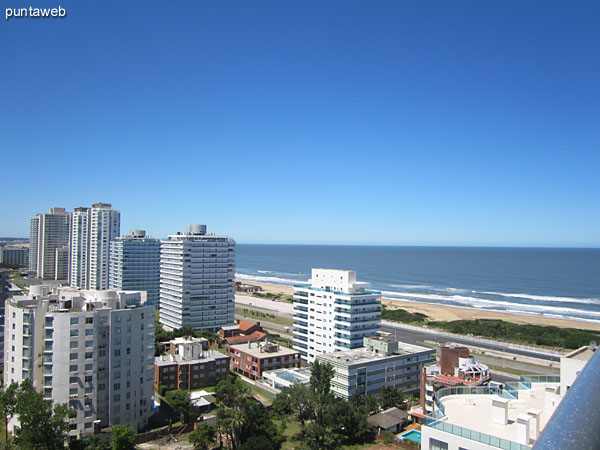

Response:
(236, 295), (561, 362)
(380, 323), (560, 362)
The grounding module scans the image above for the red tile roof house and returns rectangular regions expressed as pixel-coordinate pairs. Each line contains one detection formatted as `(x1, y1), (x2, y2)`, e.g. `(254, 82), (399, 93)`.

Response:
(228, 341), (302, 380)
(219, 320), (267, 346)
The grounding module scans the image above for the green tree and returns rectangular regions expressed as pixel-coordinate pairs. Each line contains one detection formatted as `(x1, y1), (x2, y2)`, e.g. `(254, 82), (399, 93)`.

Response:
(0, 383), (17, 442)
(188, 423), (216, 450)
(165, 390), (200, 424)
(112, 425), (136, 450)
(14, 379), (75, 450)
(69, 433), (111, 450)
(214, 375), (282, 450)
(377, 386), (407, 410)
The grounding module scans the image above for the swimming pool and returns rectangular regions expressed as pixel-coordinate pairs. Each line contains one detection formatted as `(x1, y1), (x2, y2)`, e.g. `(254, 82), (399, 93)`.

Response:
(397, 429), (422, 443)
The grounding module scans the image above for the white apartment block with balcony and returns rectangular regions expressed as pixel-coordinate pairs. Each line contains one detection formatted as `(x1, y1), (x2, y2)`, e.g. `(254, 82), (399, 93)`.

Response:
(293, 268), (381, 363)
(317, 336), (435, 399)
(159, 224), (235, 331)
(4, 285), (154, 436)
(29, 207), (71, 280)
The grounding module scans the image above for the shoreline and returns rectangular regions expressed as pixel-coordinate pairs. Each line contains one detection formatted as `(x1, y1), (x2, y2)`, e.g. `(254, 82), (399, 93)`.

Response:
(236, 279), (600, 332)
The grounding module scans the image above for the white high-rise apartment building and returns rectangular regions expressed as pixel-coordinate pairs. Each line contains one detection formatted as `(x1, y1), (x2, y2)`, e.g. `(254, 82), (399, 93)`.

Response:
(4, 285), (154, 436)
(70, 203), (120, 290)
(89, 203), (120, 290)
(70, 207), (91, 289)
(159, 224), (235, 331)
(293, 268), (381, 363)
(29, 207), (72, 280)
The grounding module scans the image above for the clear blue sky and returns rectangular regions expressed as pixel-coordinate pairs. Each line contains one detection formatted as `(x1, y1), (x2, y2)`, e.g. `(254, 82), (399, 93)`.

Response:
(2, 1), (599, 246)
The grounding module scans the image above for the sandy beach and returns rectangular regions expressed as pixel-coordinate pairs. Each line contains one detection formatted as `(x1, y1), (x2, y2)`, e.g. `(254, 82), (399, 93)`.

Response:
(236, 279), (600, 332)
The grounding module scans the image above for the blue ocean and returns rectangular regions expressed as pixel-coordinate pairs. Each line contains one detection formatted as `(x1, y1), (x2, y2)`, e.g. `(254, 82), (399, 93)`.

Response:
(235, 245), (600, 323)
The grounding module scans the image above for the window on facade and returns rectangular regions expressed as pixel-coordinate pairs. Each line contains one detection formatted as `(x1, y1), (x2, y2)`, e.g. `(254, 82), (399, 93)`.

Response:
(430, 438), (448, 450)
(70, 318), (79, 325)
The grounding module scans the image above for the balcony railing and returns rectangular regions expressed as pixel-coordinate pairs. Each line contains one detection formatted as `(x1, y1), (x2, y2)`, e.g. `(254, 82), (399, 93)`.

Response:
(424, 377), (570, 450)
(533, 348), (600, 449)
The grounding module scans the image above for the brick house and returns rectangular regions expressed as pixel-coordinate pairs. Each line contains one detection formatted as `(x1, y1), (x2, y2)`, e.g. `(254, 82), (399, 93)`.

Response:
(155, 337), (229, 392)
(228, 341), (301, 380)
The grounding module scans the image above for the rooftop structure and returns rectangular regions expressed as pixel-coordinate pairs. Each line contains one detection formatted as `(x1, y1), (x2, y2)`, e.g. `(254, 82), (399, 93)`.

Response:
(293, 268), (381, 362)
(317, 336), (436, 399)
(261, 367), (312, 392)
(420, 344), (491, 415)
(367, 407), (410, 435)
(421, 346), (596, 450)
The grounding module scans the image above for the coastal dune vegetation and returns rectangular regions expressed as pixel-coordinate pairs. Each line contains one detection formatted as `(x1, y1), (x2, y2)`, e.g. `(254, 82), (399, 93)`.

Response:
(381, 306), (600, 350)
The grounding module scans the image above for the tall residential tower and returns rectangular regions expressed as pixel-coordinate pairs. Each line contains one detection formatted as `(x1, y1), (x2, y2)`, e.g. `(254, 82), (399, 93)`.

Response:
(29, 207), (71, 280)
(293, 269), (381, 363)
(110, 230), (161, 306)
(159, 224), (235, 331)
(70, 203), (120, 290)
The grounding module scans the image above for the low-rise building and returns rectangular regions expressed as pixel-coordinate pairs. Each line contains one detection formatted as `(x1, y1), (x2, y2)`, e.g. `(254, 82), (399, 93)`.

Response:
(154, 337), (229, 392)
(0, 245), (29, 266)
(229, 341), (301, 380)
(316, 336), (436, 399)
(421, 345), (596, 450)
(367, 407), (410, 435)
(235, 282), (262, 293)
(218, 320), (267, 346)
(262, 367), (312, 392)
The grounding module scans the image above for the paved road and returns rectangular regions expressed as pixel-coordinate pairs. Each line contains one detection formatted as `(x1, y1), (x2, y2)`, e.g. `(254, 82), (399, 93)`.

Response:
(381, 324), (560, 362)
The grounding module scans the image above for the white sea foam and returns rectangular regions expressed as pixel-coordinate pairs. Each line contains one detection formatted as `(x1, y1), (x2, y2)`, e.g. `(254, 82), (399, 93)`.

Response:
(480, 291), (600, 305)
(381, 291), (600, 321)
(235, 273), (306, 286)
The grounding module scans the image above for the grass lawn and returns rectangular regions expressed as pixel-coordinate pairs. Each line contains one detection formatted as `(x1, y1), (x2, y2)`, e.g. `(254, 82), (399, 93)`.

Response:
(235, 307), (294, 327)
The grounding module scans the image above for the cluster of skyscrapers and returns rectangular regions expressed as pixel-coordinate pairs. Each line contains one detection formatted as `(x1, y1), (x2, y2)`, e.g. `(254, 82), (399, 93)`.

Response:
(28, 205), (236, 324)
(2, 204), (237, 436)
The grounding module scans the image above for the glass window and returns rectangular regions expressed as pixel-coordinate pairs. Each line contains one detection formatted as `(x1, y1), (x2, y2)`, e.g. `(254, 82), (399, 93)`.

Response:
(430, 439), (448, 450)
(70, 318), (79, 325)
